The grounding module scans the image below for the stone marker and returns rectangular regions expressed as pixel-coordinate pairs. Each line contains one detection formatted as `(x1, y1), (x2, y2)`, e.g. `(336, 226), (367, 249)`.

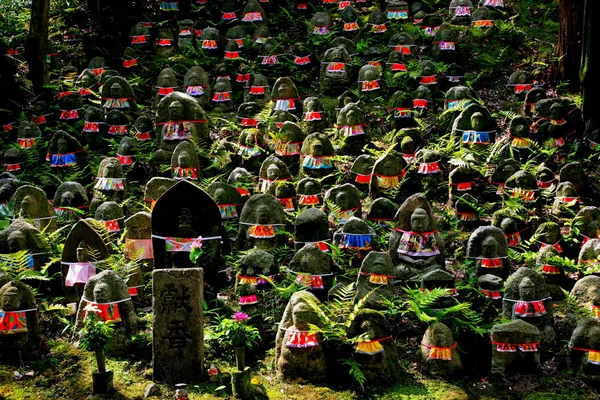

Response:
(153, 268), (204, 384)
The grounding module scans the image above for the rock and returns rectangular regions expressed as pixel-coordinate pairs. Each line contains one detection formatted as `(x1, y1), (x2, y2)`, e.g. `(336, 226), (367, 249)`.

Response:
(143, 382), (162, 398)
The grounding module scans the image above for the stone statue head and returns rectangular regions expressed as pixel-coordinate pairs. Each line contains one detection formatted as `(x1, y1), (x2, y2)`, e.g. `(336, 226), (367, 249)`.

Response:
(410, 208), (429, 232)
(482, 236), (498, 258)
(76, 240), (89, 262)
(518, 277), (535, 301)
(110, 82), (123, 98)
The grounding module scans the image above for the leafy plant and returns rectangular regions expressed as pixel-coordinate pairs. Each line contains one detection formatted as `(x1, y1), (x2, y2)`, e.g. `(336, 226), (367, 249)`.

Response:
(382, 287), (488, 336)
(213, 312), (261, 350)
(79, 304), (114, 373)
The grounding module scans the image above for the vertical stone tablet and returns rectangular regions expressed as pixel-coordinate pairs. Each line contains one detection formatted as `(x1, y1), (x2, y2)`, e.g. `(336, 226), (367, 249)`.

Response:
(153, 268), (203, 384)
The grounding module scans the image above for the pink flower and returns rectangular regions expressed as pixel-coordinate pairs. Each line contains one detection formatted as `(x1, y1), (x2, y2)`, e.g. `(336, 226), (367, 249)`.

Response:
(233, 312), (249, 322)
(191, 236), (203, 249)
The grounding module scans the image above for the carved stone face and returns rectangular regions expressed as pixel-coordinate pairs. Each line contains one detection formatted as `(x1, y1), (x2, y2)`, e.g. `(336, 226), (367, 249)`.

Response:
(304, 181), (316, 194)
(57, 137), (69, 153)
(538, 226), (560, 244)
(214, 188), (227, 204)
(500, 217), (516, 234)
(550, 103), (564, 120)
(344, 108), (362, 126)
(60, 191), (74, 207)
(381, 159), (398, 176)
(1, 285), (22, 310)
(255, 204), (270, 225)
(169, 101), (184, 121)
(157, 185), (169, 199)
(482, 237), (498, 258)
(410, 208), (429, 233)
(8, 231), (26, 253)
(20, 195), (35, 216)
(277, 80), (291, 98)
(359, 320), (375, 340)
(518, 277), (535, 301)
(364, 69), (378, 82)
(99, 160), (119, 178)
(158, 71), (176, 88)
(110, 83), (123, 98)
(401, 136), (415, 154)
(335, 191), (350, 210)
(79, 73), (94, 88)
(471, 112), (485, 131)
(266, 164), (280, 181)
(177, 151), (193, 168)
(76, 243), (89, 262)
(292, 303), (313, 331)
(178, 208), (195, 237)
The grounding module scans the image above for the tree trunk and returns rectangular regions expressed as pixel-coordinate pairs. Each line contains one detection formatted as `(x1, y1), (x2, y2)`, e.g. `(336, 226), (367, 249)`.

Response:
(558, 0), (584, 90)
(25, 0), (50, 95)
(581, 0), (600, 120)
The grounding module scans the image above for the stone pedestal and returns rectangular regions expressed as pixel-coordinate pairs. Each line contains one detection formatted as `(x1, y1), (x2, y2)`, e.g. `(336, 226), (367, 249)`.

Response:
(231, 367), (252, 399)
(92, 370), (113, 394)
(153, 268), (204, 384)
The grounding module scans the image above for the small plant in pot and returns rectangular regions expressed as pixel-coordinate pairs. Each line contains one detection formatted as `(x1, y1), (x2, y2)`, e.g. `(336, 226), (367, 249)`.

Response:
(214, 312), (261, 371)
(79, 303), (115, 394)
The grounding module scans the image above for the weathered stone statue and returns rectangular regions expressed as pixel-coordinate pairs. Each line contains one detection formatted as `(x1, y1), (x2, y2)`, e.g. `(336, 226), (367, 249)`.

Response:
(153, 92), (210, 164)
(0, 278), (42, 363)
(276, 292), (327, 383)
(237, 193), (287, 251)
(184, 66), (211, 108)
(320, 46), (352, 95)
(323, 183), (362, 226)
(171, 141), (200, 181)
(419, 322), (463, 377)
(390, 194), (445, 281)
(272, 77), (302, 118)
(467, 226), (510, 279)
(336, 102), (370, 155)
(91, 157), (126, 213)
(258, 156), (292, 193)
(490, 319), (540, 375)
(302, 97), (329, 134)
(296, 178), (322, 208)
(347, 309), (399, 385)
(502, 267), (555, 345)
(206, 182), (244, 221)
(354, 251), (395, 309)
(11, 185), (56, 232)
(369, 152), (406, 200)
(75, 270), (138, 353)
(301, 133), (336, 179)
